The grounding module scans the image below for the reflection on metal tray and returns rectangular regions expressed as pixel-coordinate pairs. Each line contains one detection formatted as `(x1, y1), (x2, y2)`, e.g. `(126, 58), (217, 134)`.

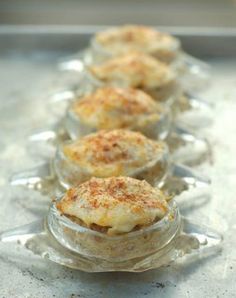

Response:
(0, 25), (236, 58)
(0, 26), (235, 297)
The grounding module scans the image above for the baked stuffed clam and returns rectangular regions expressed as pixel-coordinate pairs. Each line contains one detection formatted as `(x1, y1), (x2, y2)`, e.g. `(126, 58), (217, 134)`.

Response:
(92, 25), (180, 64)
(54, 129), (169, 189)
(65, 86), (170, 140)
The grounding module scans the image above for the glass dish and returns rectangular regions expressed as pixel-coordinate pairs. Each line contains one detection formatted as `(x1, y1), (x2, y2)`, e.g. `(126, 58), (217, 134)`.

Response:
(10, 136), (210, 197)
(53, 138), (170, 190)
(63, 90), (212, 139)
(48, 86), (212, 131)
(0, 200), (222, 272)
(64, 95), (171, 141)
(28, 116), (210, 168)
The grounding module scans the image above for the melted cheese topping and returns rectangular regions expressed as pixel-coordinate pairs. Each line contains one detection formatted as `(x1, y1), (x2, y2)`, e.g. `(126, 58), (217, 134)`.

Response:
(71, 87), (163, 130)
(95, 25), (180, 57)
(57, 177), (169, 235)
(89, 51), (175, 89)
(63, 129), (166, 177)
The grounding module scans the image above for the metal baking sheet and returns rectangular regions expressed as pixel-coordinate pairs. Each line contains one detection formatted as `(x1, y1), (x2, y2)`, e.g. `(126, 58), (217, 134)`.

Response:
(0, 26), (236, 298)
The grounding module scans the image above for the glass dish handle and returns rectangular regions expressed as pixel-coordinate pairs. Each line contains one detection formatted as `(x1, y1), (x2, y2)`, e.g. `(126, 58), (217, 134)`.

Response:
(182, 52), (210, 75)
(49, 89), (75, 103)
(169, 126), (211, 166)
(172, 163), (210, 188)
(178, 52), (211, 92)
(186, 92), (213, 110)
(28, 123), (66, 159)
(182, 52), (210, 73)
(29, 127), (58, 144)
(0, 220), (44, 245)
(27, 129), (58, 159)
(58, 48), (91, 72)
(10, 162), (54, 194)
(176, 217), (223, 260)
(0, 217), (222, 271)
(162, 162), (210, 197)
(176, 93), (213, 130)
(173, 126), (209, 147)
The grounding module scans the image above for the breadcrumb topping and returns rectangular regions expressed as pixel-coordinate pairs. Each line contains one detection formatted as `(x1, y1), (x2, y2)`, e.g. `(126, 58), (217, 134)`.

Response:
(63, 129), (166, 177)
(95, 25), (180, 57)
(71, 87), (163, 129)
(89, 51), (175, 89)
(57, 177), (169, 235)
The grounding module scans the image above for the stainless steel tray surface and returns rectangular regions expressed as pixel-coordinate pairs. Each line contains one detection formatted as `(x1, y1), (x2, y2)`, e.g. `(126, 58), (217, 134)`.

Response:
(0, 26), (236, 298)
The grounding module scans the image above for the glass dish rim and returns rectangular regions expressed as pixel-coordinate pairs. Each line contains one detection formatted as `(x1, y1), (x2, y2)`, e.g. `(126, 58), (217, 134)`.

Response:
(48, 199), (179, 240)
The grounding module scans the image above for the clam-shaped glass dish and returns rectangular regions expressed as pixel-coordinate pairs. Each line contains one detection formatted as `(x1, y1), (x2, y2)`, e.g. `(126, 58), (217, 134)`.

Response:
(59, 25), (210, 92)
(1, 177), (222, 272)
(48, 85), (212, 131)
(11, 130), (210, 196)
(64, 87), (212, 146)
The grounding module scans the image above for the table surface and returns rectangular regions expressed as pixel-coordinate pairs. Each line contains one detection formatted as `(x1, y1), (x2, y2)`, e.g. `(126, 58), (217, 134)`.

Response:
(0, 51), (236, 297)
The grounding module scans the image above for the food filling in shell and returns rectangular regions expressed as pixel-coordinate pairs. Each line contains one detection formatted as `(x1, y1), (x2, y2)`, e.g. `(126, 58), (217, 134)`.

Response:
(63, 129), (166, 177)
(71, 86), (164, 130)
(94, 25), (180, 62)
(89, 51), (176, 90)
(57, 176), (169, 235)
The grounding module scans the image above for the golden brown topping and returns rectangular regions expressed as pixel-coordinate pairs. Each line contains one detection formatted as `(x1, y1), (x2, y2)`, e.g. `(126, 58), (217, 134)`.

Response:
(71, 87), (163, 129)
(63, 129), (166, 177)
(57, 177), (169, 235)
(89, 51), (175, 89)
(95, 25), (180, 58)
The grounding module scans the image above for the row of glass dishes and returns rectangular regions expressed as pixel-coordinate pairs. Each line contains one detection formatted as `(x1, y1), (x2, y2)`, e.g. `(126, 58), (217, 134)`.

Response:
(1, 25), (222, 272)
